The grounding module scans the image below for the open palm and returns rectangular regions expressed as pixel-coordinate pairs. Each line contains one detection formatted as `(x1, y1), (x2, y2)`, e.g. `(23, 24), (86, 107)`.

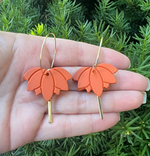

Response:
(0, 31), (148, 154)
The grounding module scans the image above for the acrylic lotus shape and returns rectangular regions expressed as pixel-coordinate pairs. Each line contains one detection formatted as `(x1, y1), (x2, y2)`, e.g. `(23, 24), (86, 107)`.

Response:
(73, 63), (118, 97)
(23, 67), (72, 101)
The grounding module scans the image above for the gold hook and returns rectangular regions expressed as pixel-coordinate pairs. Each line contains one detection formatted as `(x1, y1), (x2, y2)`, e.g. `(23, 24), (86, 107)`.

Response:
(93, 36), (103, 68)
(40, 33), (57, 73)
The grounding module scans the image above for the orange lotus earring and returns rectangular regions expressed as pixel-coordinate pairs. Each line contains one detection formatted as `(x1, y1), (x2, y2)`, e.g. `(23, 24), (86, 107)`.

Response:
(73, 37), (118, 119)
(23, 33), (72, 123)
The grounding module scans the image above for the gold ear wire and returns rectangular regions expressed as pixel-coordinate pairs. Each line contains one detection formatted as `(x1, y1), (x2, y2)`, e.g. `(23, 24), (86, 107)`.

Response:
(93, 36), (103, 68)
(40, 33), (57, 73)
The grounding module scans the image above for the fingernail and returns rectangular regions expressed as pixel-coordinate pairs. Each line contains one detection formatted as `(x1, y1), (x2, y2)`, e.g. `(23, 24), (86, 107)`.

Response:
(142, 92), (147, 104)
(146, 78), (150, 91)
(128, 62), (131, 69)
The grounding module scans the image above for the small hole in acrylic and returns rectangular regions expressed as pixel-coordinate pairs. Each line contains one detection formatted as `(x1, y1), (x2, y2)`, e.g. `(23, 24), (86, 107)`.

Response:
(46, 72), (49, 76)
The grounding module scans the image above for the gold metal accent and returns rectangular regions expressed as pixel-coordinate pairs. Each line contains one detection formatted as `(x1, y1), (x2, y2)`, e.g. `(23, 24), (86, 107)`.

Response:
(93, 36), (103, 68)
(48, 100), (52, 123)
(93, 37), (104, 119)
(40, 33), (57, 73)
(97, 96), (103, 119)
(39, 33), (56, 123)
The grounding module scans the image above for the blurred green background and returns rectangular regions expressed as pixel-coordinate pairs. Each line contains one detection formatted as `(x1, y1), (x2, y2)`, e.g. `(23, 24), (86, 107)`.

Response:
(1, 0), (150, 155)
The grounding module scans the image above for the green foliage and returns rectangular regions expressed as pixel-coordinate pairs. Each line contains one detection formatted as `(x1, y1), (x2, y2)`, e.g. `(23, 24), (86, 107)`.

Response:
(46, 0), (85, 39)
(1, 0), (150, 155)
(105, 110), (150, 155)
(0, 0), (40, 33)
(30, 23), (49, 36)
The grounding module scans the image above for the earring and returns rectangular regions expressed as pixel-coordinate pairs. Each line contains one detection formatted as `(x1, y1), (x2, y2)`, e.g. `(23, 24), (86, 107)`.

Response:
(23, 33), (72, 123)
(73, 37), (118, 119)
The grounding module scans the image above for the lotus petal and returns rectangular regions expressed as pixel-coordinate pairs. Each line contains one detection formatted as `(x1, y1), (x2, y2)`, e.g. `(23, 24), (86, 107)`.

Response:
(54, 87), (60, 95)
(78, 68), (91, 90)
(23, 67), (45, 80)
(86, 85), (92, 92)
(51, 69), (68, 90)
(35, 87), (42, 95)
(41, 71), (54, 101)
(53, 67), (72, 80)
(97, 63), (117, 73)
(73, 67), (89, 81)
(103, 82), (109, 89)
(90, 69), (103, 97)
(27, 70), (44, 91)
(97, 67), (116, 83)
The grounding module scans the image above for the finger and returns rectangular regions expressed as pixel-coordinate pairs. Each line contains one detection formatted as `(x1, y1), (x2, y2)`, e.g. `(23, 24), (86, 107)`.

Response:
(2, 32), (130, 70)
(63, 67), (148, 91)
(34, 113), (119, 141)
(50, 91), (143, 114)
(46, 38), (130, 68)
(109, 70), (148, 91)
(20, 81), (144, 114)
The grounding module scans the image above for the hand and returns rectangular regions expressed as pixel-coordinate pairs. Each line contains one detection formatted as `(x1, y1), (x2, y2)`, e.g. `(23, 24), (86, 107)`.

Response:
(0, 31), (148, 154)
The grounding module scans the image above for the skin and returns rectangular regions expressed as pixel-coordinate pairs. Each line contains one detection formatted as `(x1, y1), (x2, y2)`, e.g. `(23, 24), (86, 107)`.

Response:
(0, 31), (148, 154)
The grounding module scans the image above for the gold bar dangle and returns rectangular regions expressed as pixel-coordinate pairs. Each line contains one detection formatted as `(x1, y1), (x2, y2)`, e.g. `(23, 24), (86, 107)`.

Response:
(97, 96), (104, 119)
(48, 100), (52, 123)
